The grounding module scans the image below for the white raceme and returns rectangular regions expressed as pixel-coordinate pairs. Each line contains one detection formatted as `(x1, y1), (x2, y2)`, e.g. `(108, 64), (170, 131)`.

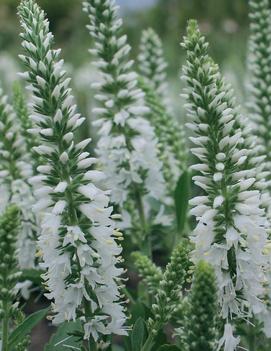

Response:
(83, 0), (168, 230)
(0, 87), (37, 269)
(18, 0), (127, 340)
(182, 20), (271, 350)
(138, 28), (168, 103)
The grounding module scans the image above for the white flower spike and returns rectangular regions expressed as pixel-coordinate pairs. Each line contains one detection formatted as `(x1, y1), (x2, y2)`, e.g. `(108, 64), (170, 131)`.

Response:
(182, 20), (271, 350)
(83, 0), (168, 233)
(18, 0), (127, 341)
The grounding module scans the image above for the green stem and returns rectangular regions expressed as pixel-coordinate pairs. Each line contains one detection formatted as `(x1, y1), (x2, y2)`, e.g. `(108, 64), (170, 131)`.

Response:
(247, 321), (256, 351)
(141, 332), (155, 351)
(141, 321), (162, 351)
(2, 300), (10, 351)
(87, 336), (97, 351)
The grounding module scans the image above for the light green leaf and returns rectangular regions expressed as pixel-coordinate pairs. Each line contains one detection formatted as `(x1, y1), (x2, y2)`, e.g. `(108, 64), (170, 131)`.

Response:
(45, 320), (83, 351)
(131, 317), (147, 351)
(8, 307), (49, 348)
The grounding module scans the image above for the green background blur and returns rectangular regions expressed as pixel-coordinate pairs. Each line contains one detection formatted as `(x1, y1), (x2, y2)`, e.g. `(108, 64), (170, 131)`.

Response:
(0, 0), (251, 123)
(0, 0), (249, 68)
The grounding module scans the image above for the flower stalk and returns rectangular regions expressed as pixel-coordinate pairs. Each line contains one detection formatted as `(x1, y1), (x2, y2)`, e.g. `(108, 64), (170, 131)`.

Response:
(18, 0), (127, 341)
(182, 19), (271, 349)
(83, 0), (169, 254)
(0, 206), (22, 351)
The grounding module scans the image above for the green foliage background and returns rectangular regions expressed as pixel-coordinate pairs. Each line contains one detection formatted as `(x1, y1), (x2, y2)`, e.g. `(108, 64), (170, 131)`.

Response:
(0, 0), (250, 71)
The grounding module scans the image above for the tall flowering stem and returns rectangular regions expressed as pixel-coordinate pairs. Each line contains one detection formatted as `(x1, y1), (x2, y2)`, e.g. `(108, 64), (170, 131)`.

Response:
(83, 0), (168, 254)
(12, 82), (39, 165)
(139, 78), (187, 194)
(247, 0), (271, 179)
(138, 28), (168, 102)
(142, 242), (191, 351)
(18, 0), (127, 342)
(182, 20), (270, 350)
(0, 85), (37, 269)
(137, 28), (187, 196)
(246, 0), (271, 220)
(0, 206), (26, 351)
(132, 251), (163, 296)
(178, 261), (218, 351)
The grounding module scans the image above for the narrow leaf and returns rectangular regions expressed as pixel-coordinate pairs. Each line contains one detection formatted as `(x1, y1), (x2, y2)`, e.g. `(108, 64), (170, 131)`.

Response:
(174, 170), (191, 235)
(45, 320), (83, 351)
(9, 307), (49, 348)
(131, 317), (147, 351)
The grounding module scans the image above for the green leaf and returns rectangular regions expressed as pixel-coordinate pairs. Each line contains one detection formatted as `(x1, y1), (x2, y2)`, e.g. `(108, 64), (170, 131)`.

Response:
(157, 345), (180, 351)
(8, 307), (49, 348)
(20, 269), (43, 286)
(45, 320), (83, 351)
(174, 170), (191, 235)
(130, 302), (151, 325)
(131, 317), (147, 351)
(152, 329), (168, 350)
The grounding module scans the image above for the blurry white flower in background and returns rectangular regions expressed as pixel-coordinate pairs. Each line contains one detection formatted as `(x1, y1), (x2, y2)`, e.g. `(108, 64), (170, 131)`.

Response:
(0, 53), (19, 92)
(222, 19), (239, 34)
(73, 62), (98, 114)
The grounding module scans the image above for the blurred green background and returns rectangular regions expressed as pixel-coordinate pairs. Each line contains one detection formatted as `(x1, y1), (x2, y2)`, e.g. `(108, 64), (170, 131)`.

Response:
(0, 0), (252, 238)
(0, 0), (250, 123)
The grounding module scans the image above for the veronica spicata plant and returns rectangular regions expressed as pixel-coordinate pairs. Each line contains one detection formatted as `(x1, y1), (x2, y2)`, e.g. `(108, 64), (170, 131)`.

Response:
(139, 78), (187, 195)
(137, 29), (187, 195)
(138, 28), (168, 103)
(18, 0), (127, 343)
(247, 0), (271, 216)
(12, 82), (39, 167)
(0, 206), (30, 351)
(182, 20), (271, 350)
(132, 251), (163, 296)
(247, 0), (271, 172)
(83, 0), (169, 251)
(176, 261), (218, 351)
(140, 242), (191, 351)
(0, 85), (37, 269)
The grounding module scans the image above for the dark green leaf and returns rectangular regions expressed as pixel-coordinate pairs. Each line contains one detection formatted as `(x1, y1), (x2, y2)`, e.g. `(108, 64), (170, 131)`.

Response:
(45, 320), (83, 351)
(130, 302), (151, 324)
(9, 307), (49, 348)
(152, 328), (168, 350)
(20, 269), (43, 286)
(174, 170), (191, 235)
(131, 317), (147, 351)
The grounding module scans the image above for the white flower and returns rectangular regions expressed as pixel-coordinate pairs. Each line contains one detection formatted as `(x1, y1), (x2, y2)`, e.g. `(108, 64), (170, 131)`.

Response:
(138, 28), (168, 103)
(15, 280), (33, 300)
(217, 324), (240, 351)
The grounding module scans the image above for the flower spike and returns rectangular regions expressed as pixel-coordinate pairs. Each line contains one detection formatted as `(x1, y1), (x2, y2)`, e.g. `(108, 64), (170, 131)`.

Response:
(182, 19), (271, 350)
(18, 0), (127, 340)
(83, 0), (169, 233)
(0, 85), (37, 269)
(138, 28), (168, 102)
